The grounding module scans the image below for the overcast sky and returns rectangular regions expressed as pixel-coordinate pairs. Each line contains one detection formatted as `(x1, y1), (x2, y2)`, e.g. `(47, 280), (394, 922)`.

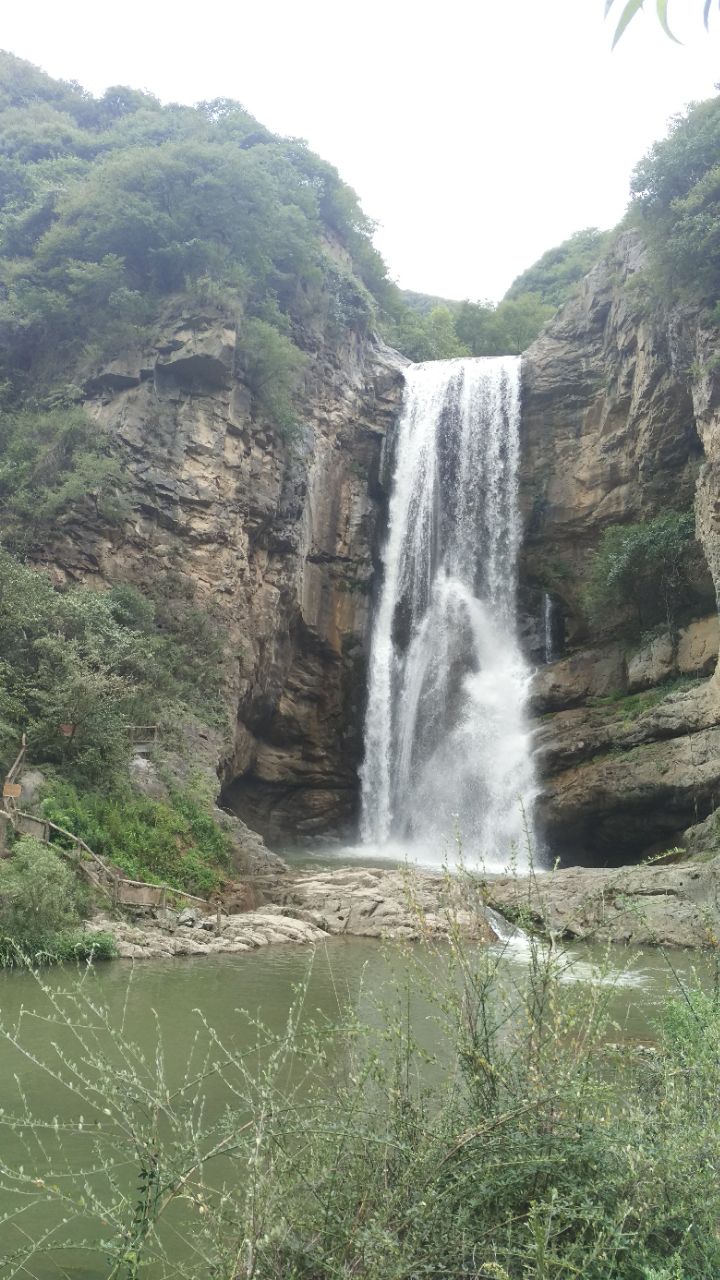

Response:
(3, 1), (719, 300)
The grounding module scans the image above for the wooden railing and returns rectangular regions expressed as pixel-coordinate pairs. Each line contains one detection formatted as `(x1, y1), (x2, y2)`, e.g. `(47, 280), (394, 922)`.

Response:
(8, 810), (211, 914)
(126, 725), (160, 749)
(1, 733), (210, 914)
(2, 735), (27, 817)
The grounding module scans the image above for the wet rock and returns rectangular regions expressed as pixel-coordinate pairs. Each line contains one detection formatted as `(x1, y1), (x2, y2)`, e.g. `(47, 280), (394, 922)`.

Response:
(482, 857), (720, 949)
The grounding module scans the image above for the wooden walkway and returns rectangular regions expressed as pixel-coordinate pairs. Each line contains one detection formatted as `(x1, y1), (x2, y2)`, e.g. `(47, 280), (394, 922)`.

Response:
(7, 810), (211, 913)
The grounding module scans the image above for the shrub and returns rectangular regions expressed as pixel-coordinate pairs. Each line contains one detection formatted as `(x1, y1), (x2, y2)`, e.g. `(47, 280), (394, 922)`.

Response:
(2, 879), (720, 1277)
(42, 779), (230, 896)
(52, 928), (117, 962)
(584, 510), (697, 633)
(0, 836), (89, 964)
(238, 316), (306, 438)
(0, 405), (126, 540)
(0, 550), (225, 781)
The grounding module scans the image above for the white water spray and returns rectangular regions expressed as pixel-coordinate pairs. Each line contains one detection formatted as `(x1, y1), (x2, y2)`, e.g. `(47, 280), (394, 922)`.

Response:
(543, 592), (555, 664)
(360, 357), (536, 869)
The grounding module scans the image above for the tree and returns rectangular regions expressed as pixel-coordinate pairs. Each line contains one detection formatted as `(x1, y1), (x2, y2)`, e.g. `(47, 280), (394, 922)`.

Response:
(0, 54), (391, 406)
(505, 229), (609, 308)
(606, 0), (719, 48)
(0, 838), (83, 945)
(630, 95), (720, 305)
(238, 317), (307, 436)
(585, 511), (697, 632)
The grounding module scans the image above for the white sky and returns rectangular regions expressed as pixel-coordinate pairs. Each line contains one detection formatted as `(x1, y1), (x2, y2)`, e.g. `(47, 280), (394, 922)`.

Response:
(3, 1), (719, 300)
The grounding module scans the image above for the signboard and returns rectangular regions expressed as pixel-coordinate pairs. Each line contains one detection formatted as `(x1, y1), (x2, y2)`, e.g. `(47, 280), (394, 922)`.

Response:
(2, 783), (22, 799)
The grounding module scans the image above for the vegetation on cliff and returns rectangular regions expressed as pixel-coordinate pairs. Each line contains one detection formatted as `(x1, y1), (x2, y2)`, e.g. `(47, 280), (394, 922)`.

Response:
(0, 549), (223, 781)
(0, 51), (391, 410)
(0, 836), (116, 964)
(630, 93), (720, 313)
(0, 548), (231, 897)
(42, 780), (230, 896)
(585, 510), (699, 634)
(384, 228), (609, 362)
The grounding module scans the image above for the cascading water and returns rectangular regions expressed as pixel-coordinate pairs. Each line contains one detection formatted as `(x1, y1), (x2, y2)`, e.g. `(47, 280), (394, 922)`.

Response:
(543, 592), (556, 664)
(360, 356), (536, 870)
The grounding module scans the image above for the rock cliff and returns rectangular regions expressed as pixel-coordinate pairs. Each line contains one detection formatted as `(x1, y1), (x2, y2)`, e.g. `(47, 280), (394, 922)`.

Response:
(20, 229), (720, 871)
(520, 231), (720, 864)
(29, 308), (404, 843)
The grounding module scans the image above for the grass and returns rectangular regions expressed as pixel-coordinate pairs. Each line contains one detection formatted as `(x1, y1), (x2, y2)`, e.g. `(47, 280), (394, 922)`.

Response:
(42, 778), (231, 897)
(0, 928), (117, 968)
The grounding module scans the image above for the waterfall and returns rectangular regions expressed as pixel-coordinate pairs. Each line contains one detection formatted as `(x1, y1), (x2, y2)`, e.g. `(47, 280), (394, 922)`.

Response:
(543, 592), (555, 664)
(360, 356), (536, 870)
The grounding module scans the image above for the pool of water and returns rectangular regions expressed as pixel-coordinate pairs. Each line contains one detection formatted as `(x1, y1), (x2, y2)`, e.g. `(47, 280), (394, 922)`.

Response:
(0, 934), (711, 1276)
(279, 835), (539, 874)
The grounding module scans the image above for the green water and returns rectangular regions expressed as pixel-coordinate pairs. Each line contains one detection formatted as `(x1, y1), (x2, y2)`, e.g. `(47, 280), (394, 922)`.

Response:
(0, 936), (711, 1276)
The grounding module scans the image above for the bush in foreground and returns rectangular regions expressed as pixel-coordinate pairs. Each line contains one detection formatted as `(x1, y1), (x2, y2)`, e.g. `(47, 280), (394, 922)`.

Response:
(0, 835), (116, 965)
(0, 876), (719, 1277)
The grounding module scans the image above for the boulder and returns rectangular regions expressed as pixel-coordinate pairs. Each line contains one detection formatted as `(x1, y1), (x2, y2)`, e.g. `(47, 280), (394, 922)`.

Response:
(677, 614), (719, 676)
(483, 857), (720, 949)
(531, 645), (626, 713)
(627, 632), (675, 692)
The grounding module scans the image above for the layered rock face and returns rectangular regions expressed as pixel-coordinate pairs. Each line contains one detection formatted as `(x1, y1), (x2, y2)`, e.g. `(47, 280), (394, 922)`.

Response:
(25, 230), (720, 868)
(520, 233), (720, 864)
(38, 310), (404, 842)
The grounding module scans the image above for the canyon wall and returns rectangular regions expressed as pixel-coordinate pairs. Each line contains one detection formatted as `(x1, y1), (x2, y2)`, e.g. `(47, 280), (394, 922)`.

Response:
(32, 309), (404, 842)
(21, 231), (720, 866)
(519, 231), (720, 864)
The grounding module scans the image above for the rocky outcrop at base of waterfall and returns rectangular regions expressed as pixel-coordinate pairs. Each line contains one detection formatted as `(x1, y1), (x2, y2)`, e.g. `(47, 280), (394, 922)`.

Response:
(93, 857), (720, 956)
(90, 866), (498, 957)
(520, 231), (720, 864)
(88, 905), (330, 958)
(257, 866), (498, 941)
(23, 307), (405, 842)
(531, 674), (720, 862)
(482, 857), (720, 950)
